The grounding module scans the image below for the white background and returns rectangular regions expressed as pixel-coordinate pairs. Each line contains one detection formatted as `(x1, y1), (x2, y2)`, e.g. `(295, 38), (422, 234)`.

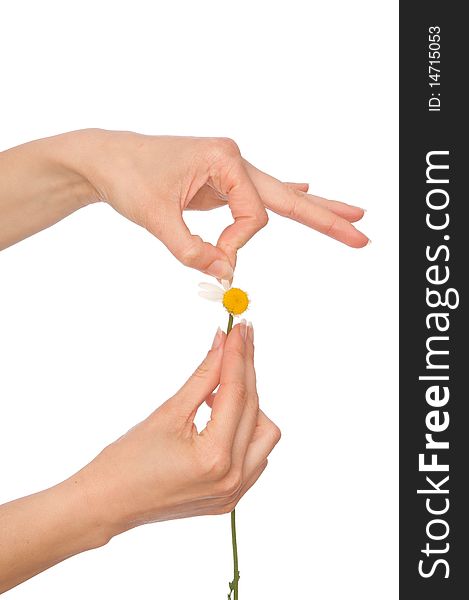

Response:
(0, 1), (398, 598)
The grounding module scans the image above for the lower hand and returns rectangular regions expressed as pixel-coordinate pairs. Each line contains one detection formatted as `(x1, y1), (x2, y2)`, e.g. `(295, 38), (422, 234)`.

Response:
(77, 321), (280, 534)
(0, 322), (279, 592)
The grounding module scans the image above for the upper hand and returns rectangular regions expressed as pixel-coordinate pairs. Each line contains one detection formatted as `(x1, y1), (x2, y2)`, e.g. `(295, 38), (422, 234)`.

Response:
(69, 130), (368, 281)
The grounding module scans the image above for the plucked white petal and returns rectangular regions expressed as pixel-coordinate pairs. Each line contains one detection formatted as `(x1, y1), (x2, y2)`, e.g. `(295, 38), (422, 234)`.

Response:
(198, 282), (224, 293)
(221, 279), (231, 290)
(198, 290), (224, 301)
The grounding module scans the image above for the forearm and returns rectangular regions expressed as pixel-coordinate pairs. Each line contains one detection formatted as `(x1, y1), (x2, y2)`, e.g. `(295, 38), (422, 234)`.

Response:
(0, 132), (98, 250)
(0, 473), (111, 593)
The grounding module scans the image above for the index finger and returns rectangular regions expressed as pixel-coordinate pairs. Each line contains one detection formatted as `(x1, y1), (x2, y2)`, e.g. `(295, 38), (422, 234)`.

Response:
(204, 322), (247, 448)
(213, 159), (268, 266)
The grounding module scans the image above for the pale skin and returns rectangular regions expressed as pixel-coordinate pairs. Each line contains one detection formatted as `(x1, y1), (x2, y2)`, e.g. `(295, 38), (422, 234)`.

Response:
(0, 130), (368, 593)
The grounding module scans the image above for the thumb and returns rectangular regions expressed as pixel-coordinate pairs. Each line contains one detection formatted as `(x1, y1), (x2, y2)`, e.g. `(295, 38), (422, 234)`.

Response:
(157, 211), (234, 281)
(169, 328), (226, 418)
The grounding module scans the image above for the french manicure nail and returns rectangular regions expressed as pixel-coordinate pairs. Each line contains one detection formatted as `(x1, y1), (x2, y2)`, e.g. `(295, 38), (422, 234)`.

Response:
(207, 260), (233, 281)
(248, 321), (254, 342)
(367, 239), (372, 246)
(240, 318), (247, 341)
(211, 327), (223, 349)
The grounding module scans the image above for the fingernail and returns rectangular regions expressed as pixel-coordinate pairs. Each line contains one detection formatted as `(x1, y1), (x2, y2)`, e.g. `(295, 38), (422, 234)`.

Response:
(221, 279), (231, 290)
(211, 327), (223, 349)
(367, 239), (372, 246)
(247, 321), (254, 342)
(207, 260), (233, 280)
(240, 319), (247, 341)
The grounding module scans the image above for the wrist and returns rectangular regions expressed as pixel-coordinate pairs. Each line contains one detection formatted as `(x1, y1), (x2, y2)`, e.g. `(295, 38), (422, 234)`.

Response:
(67, 455), (138, 545)
(58, 471), (115, 551)
(0, 134), (100, 250)
(39, 129), (104, 209)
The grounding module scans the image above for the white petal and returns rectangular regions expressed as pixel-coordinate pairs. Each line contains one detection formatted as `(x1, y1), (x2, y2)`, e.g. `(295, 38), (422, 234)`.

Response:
(198, 290), (224, 301)
(198, 282), (223, 293)
(221, 279), (231, 290)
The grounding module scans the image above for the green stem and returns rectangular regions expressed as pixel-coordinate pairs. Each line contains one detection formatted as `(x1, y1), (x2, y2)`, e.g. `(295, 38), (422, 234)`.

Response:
(227, 313), (234, 335)
(230, 509), (239, 600)
(226, 312), (239, 600)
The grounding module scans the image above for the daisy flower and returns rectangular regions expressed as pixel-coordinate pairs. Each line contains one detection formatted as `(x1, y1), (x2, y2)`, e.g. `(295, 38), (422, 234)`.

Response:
(198, 279), (249, 316)
(199, 278), (249, 598)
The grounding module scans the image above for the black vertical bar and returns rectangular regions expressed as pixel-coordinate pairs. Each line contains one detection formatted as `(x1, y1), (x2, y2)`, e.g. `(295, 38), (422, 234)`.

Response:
(400, 2), (467, 597)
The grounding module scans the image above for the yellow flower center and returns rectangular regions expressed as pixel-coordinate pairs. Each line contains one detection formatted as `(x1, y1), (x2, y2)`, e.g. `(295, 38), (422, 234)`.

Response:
(222, 288), (249, 315)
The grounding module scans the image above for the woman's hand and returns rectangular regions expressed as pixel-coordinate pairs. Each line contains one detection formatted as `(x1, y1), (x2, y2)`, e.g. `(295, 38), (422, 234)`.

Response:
(79, 321), (279, 532)
(1, 130), (369, 279)
(72, 130), (368, 280)
(0, 322), (280, 592)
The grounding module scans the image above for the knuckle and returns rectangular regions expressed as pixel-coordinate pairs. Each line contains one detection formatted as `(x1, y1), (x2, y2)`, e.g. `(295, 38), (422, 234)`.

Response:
(214, 137), (240, 157)
(257, 210), (269, 228)
(287, 195), (300, 220)
(193, 362), (210, 380)
(179, 237), (202, 267)
(270, 423), (282, 445)
(219, 471), (243, 498)
(205, 138), (241, 168)
(203, 450), (232, 481)
(324, 216), (339, 237)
